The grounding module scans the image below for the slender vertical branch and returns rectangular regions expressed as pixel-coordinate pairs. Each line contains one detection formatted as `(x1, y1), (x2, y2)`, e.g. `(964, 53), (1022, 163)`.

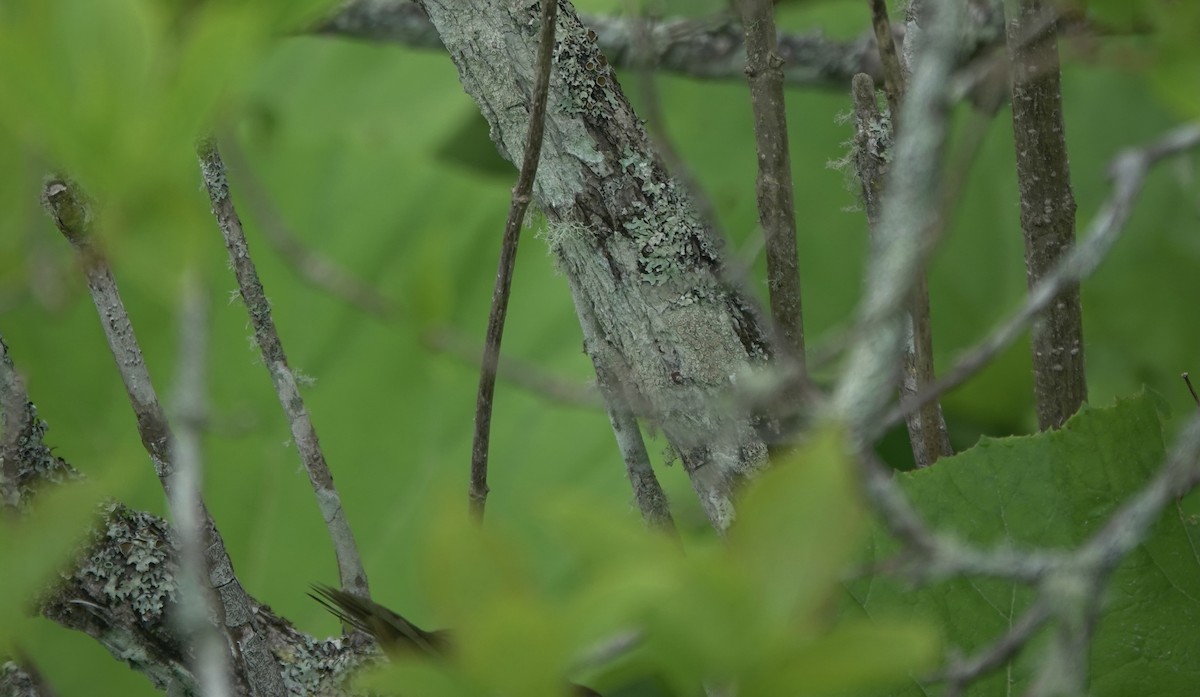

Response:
(1005, 0), (1086, 430)
(867, 0), (906, 118)
(467, 0), (558, 522)
(833, 0), (963, 438)
(851, 73), (951, 468)
(197, 142), (371, 599)
(40, 178), (287, 697)
(169, 275), (232, 697)
(737, 0), (806, 369)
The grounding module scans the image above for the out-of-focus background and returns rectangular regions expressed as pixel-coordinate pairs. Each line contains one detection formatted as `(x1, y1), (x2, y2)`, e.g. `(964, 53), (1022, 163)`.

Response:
(1, 1), (1197, 694)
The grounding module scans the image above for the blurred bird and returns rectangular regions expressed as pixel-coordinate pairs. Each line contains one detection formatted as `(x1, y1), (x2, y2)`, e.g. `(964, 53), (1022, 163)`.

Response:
(310, 585), (603, 696)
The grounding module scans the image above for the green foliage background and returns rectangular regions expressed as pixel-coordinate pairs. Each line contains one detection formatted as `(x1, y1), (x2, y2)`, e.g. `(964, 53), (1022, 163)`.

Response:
(1, 0), (1198, 695)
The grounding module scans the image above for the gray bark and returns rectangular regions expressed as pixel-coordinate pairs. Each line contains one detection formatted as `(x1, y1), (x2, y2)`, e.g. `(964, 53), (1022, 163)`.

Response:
(416, 0), (775, 531)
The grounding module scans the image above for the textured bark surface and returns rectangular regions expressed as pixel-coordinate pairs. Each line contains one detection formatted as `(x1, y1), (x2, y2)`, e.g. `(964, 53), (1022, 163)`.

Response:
(738, 0), (806, 365)
(416, 0), (774, 531)
(1006, 0), (1086, 430)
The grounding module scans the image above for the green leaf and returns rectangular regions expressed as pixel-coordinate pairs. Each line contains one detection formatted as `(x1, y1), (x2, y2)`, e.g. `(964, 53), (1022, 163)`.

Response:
(846, 392), (1200, 696)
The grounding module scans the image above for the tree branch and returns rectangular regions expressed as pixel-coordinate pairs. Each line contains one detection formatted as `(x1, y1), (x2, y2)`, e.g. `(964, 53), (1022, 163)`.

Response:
(1005, 0), (1086, 430)
(40, 179), (288, 697)
(197, 142), (370, 599)
(0, 333), (375, 697)
(317, 0), (902, 92)
(738, 0), (806, 371)
(467, 0), (558, 522)
(415, 0), (775, 532)
(831, 0), (963, 437)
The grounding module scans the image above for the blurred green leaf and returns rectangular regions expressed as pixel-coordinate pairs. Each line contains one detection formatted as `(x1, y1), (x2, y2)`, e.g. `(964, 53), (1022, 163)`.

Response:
(0, 478), (108, 649)
(730, 425), (865, 622)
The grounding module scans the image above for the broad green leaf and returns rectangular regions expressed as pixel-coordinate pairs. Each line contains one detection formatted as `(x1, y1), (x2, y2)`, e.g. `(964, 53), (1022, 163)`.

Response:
(846, 392), (1200, 696)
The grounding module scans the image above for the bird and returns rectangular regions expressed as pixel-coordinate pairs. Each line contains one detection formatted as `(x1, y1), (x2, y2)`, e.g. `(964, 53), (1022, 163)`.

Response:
(309, 585), (603, 696)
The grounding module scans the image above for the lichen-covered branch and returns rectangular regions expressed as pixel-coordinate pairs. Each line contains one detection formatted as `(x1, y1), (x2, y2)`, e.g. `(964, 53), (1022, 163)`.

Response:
(415, 0), (774, 532)
(39, 179), (288, 697)
(318, 0), (902, 92)
(1005, 0), (1086, 430)
(468, 0), (559, 521)
(737, 0), (806, 368)
(197, 143), (370, 599)
(0, 334), (372, 697)
(831, 0), (963, 436)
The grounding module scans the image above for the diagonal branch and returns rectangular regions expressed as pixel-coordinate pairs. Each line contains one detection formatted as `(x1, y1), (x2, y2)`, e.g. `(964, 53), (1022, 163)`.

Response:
(197, 142), (371, 599)
(38, 179), (287, 697)
(467, 0), (558, 522)
(881, 122), (1200, 437)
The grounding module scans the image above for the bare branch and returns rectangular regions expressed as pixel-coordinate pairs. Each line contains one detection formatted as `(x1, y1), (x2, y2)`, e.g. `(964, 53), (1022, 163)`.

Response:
(737, 0), (806, 370)
(467, 0), (558, 522)
(217, 137), (601, 411)
(197, 142), (370, 599)
(40, 178), (288, 697)
(882, 123), (1200, 437)
(1005, 0), (1086, 430)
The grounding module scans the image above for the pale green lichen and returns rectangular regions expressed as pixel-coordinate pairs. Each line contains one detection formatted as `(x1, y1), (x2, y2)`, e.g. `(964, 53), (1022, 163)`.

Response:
(277, 637), (378, 696)
(612, 147), (716, 286)
(549, 9), (619, 121)
(76, 505), (179, 622)
(537, 219), (592, 260)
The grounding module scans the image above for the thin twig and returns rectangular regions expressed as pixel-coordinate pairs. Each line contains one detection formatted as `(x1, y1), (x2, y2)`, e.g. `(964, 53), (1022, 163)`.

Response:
(218, 136), (601, 410)
(39, 178), (287, 697)
(738, 0), (806, 367)
(881, 123), (1200, 438)
(468, 0), (558, 522)
(1183, 373), (1200, 408)
(197, 141), (371, 599)
(168, 274), (232, 697)
(1005, 0), (1087, 430)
